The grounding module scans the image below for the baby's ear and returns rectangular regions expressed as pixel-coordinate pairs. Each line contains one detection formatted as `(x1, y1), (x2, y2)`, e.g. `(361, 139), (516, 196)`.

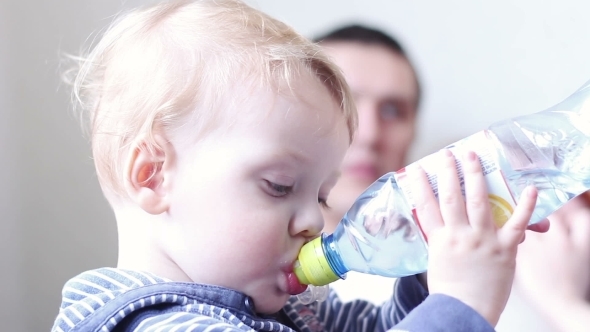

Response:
(124, 134), (174, 215)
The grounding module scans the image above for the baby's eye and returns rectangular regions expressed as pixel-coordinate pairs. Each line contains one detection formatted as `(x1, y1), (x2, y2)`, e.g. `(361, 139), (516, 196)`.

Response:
(265, 181), (293, 197)
(318, 197), (331, 209)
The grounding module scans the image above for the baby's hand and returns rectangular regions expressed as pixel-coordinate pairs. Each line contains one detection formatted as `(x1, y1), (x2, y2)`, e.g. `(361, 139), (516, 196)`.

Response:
(408, 149), (537, 326)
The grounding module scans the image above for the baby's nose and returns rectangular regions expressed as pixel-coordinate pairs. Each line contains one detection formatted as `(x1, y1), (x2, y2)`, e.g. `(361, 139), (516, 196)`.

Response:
(290, 204), (325, 238)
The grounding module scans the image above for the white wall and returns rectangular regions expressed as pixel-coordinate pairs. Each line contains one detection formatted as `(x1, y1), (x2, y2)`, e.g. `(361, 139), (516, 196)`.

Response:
(1, 1), (146, 331)
(251, 0), (590, 161)
(0, 4), (22, 331)
(3, 1), (589, 331)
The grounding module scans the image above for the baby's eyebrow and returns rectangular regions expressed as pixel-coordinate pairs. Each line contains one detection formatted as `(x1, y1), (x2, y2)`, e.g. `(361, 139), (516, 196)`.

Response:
(282, 149), (311, 164)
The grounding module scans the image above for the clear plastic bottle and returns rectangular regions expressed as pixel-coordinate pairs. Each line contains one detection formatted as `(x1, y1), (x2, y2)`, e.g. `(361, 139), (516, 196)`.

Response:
(294, 79), (590, 290)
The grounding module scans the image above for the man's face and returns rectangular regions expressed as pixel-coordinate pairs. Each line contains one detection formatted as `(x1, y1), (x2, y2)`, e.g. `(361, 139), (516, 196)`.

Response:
(321, 41), (419, 230)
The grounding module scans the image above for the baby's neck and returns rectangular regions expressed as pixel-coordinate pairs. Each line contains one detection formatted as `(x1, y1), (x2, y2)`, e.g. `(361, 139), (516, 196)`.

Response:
(114, 206), (192, 282)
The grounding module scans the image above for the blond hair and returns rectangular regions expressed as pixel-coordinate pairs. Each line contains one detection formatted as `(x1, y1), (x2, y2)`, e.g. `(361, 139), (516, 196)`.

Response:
(68, 0), (356, 199)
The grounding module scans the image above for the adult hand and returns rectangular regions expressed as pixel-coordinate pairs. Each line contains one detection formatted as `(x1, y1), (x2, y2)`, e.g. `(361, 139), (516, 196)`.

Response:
(515, 192), (590, 332)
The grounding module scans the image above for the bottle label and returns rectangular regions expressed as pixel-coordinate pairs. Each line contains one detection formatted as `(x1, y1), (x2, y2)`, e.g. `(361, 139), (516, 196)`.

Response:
(395, 130), (516, 229)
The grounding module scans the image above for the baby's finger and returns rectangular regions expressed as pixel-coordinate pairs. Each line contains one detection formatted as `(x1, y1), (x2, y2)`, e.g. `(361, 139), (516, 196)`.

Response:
(407, 163), (443, 240)
(462, 150), (493, 231)
(499, 186), (537, 247)
(436, 149), (468, 227)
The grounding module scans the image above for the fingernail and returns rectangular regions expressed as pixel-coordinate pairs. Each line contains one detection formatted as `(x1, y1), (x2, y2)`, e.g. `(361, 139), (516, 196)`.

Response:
(525, 186), (537, 198)
(407, 163), (422, 178)
(465, 150), (477, 161)
(441, 149), (452, 157)
(439, 149), (453, 163)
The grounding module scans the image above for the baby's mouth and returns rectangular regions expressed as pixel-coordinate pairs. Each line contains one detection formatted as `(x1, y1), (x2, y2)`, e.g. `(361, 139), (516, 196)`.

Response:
(285, 270), (308, 295)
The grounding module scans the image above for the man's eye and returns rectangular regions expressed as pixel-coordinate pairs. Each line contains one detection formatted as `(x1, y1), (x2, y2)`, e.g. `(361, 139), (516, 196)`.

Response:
(265, 181), (293, 197)
(379, 101), (403, 121)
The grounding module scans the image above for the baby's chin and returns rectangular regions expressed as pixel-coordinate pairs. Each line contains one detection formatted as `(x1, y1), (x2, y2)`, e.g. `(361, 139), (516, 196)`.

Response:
(250, 292), (291, 314)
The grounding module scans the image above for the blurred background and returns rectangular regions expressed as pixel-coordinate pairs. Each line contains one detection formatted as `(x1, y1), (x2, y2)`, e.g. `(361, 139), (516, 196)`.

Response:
(1, 0), (589, 331)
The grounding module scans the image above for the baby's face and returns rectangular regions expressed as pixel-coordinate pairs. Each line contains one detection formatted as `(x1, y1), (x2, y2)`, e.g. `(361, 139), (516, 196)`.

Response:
(162, 73), (349, 313)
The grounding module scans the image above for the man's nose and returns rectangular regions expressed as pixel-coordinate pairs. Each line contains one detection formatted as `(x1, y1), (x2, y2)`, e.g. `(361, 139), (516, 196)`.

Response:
(354, 101), (380, 147)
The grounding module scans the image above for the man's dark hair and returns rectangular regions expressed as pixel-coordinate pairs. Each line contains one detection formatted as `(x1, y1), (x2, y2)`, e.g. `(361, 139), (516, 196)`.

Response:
(313, 24), (421, 107)
(313, 24), (407, 56)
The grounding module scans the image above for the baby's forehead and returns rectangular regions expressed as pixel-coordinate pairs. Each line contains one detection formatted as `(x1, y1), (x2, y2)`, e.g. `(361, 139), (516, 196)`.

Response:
(178, 73), (346, 140)
(233, 72), (343, 117)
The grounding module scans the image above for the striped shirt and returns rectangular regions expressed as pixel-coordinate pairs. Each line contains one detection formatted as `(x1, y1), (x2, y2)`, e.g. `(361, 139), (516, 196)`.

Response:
(52, 268), (493, 332)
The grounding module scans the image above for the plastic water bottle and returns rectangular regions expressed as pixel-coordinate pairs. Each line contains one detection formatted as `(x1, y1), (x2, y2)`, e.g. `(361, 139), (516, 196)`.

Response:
(294, 79), (590, 291)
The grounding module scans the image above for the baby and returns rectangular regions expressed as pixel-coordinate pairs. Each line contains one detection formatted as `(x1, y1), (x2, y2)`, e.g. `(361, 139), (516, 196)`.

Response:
(52, 1), (541, 331)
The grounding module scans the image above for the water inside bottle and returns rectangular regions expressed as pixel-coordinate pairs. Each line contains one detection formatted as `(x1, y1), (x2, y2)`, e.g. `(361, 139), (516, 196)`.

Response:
(492, 110), (590, 223)
(505, 168), (590, 223)
(331, 176), (429, 277)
